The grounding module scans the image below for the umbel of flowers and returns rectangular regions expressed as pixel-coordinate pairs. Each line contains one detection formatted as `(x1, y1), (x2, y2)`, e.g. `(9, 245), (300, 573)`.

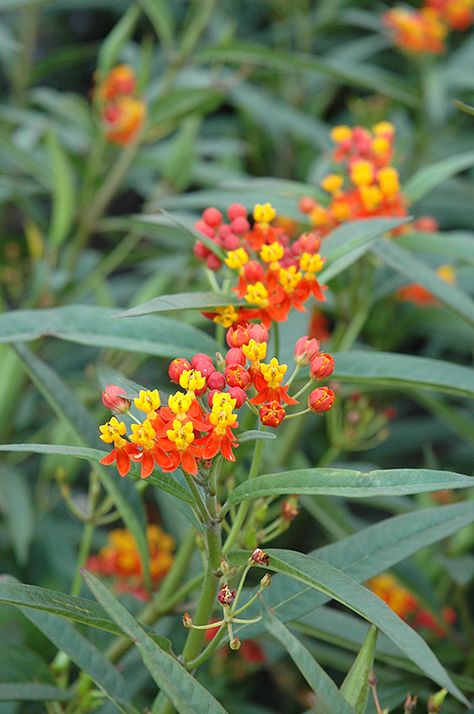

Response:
(98, 329), (335, 480)
(94, 64), (146, 145)
(384, 0), (474, 54)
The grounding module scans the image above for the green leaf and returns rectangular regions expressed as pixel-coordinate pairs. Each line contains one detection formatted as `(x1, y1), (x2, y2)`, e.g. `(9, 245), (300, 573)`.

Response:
(238, 430), (276, 444)
(340, 625), (377, 713)
(403, 150), (474, 204)
(0, 305), (219, 359)
(0, 465), (34, 565)
(0, 578), (171, 651)
(0, 443), (195, 504)
(372, 239), (474, 326)
(97, 5), (141, 74)
(0, 683), (71, 701)
(258, 550), (467, 704)
(319, 217), (409, 283)
(138, 0), (174, 53)
(231, 501), (474, 638)
(114, 291), (242, 319)
(396, 230), (474, 265)
(224, 468), (473, 511)
(332, 350), (474, 398)
(46, 131), (75, 247)
(82, 571), (229, 714)
(12, 343), (152, 593)
(196, 43), (418, 106)
(454, 99), (474, 117)
(263, 610), (355, 714)
(21, 609), (135, 713)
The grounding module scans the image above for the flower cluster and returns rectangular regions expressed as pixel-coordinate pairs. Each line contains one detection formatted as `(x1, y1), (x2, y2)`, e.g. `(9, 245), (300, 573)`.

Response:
(87, 525), (174, 599)
(99, 335), (335, 478)
(194, 203), (327, 328)
(299, 122), (409, 234)
(384, 0), (473, 54)
(369, 573), (456, 636)
(396, 264), (456, 306)
(94, 64), (145, 145)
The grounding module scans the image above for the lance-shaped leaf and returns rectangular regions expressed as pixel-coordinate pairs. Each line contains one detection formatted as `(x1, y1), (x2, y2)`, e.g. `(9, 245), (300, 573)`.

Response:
(254, 550), (467, 704)
(82, 571), (229, 714)
(114, 291), (243, 319)
(372, 239), (474, 327)
(340, 625), (377, 713)
(12, 344), (152, 592)
(403, 150), (474, 204)
(0, 684), (72, 702)
(223, 468), (473, 511)
(332, 350), (474, 398)
(263, 609), (355, 714)
(0, 305), (218, 359)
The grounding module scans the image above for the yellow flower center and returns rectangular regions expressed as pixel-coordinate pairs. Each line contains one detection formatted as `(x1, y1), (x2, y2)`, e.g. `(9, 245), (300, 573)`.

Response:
(225, 247), (248, 270)
(377, 167), (400, 198)
(245, 281), (269, 307)
(320, 173), (343, 194)
(350, 160), (374, 188)
(168, 391), (193, 419)
(179, 369), (206, 393)
(260, 241), (284, 265)
(166, 419), (195, 450)
(99, 417), (126, 445)
(359, 185), (383, 211)
(260, 357), (287, 388)
(279, 265), (302, 293)
(242, 338), (267, 363)
(330, 125), (352, 143)
(129, 419), (156, 450)
(253, 202), (276, 225)
(213, 305), (239, 327)
(299, 252), (324, 277)
(134, 389), (161, 417)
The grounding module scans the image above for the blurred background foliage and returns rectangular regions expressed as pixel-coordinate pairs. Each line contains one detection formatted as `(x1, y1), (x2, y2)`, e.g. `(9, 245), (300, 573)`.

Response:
(0, 1), (473, 712)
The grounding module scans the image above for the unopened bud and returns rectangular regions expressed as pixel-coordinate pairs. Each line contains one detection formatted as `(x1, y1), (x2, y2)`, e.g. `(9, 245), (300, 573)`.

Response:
(250, 548), (269, 566)
(282, 495), (300, 522)
(428, 689), (447, 713)
(182, 612), (193, 629)
(101, 384), (130, 413)
(260, 573), (272, 589)
(220, 558), (231, 576)
(229, 636), (241, 651)
(368, 671), (377, 686)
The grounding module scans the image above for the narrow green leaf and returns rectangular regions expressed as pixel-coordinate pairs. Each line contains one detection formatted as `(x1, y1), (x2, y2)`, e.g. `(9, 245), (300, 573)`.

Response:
(0, 444), (195, 505)
(340, 625), (377, 713)
(46, 132), (75, 247)
(332, 350), (474, 398)
(263, 610), (355, 714)
(97, 5), (141, 74)
(196, 43), (418, 106)
(138, 0), (174, 52)
(238, 430), (276, 444)
(114, 291), (242, 319)
(319, 217), (409, 283)
(396, 230), (474, 264)
(372, 239), (474, 326)
(22, 609), (134, 712)
(0, 305), (219, 359)
(0, 465), (34, 565)
(12, 344), (152, 592)
(231, 502), (474, 639)
(454, 99), (474, 117)
(0, 683), (71, 701)
(0, 578), (171, 651)
(224, 468), (473, 511)
(83, 571), (229, 714)
(259, 550), (467, 704)
(404, 150), (474, 204)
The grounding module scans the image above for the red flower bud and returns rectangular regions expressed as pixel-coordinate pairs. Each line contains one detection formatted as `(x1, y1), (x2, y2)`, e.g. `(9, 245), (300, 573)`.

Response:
(193, 240), (210, 259)
(310, 353), (335, 379)
(194, 220), (215, 239)
(228, 203), (247, 220)
(168, 357), (192, 384)
(248, 322), (268, 343)
(206, 253), (221, 271)
(203, 207), (222, 227)
(227, 386), (246, 408)
(414, 215), (438, 232)
(191, 353), (215, 377)
(231, 216), (250, 234)
(225, 364), (251, 389)
(299, 196), (316, 213)
(226, 323), (251, 348)
(308, 386), (335, 413)
(294, 335), (320, 364)
(281, 496), (300, 522)
(207, 389), (219, 408)
(297, 231), (321, 254)
(225, 347), (246, 366)
(207, 371), (226, 391)
(102, 384), (130, 413)
(217, 584), (236, 606)
(243, 260), (265, 283)
(221, 233), (240, 250)
(259, 400), (286, 427)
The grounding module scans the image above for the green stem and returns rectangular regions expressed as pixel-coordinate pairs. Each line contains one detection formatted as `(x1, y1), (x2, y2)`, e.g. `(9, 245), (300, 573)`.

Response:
(183, 472), (210, 523)
(70, 472), (101, 596)
(222, 437), (265, 556)
(12, 2), (39, 105)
